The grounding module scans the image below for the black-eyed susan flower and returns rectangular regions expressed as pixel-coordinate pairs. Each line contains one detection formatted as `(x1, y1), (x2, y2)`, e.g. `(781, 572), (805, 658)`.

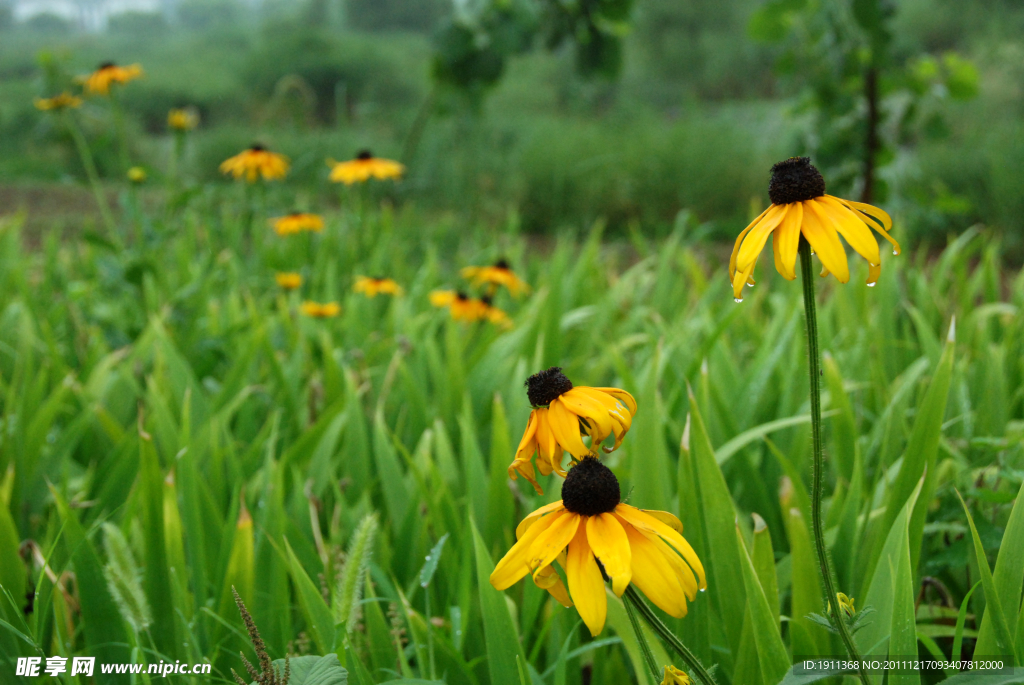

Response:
(167, 108), (199, 131)
(82, 62), (143, 95)
(270, 212), (323, 236)
(508, 367), (636, 494)
(354, 276), (403, 297)
(328, 150), (404, 185)
(491, 457), (706, 636)
(429, 290), (488, 322)
(461, 259), (530, 297)
(220, 145), (289, 182)
(661, 666), (693, 685)
(479, 296), (512, 328)
(34, 93), (83, 111)
(730, 157), (900, 301)
(300, 301), (340, 318)
(275, 272), (302, 290)
(127, 167), (147, 184)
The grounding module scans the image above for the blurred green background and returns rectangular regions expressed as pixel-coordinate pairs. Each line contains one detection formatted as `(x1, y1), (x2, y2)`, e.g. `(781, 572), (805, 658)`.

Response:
(1, 0), (1023, 247)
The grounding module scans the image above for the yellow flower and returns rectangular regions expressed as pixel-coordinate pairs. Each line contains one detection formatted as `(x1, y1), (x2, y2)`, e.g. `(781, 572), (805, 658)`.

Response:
(127, 167), (147, 183)
(82, 62), (143, 95)
(270, 212), (324, 236)
(354, 276), (403, 297)
(429, 290), (489, 322)
(729, 157), (900, 301)
(661, 666), (693, 685)
(461, 259), (530, 297)
(34, 92), (83, 111)
(275, 272), (302, 290)
(508, 367), (636, 494)
(167, 108), (199, 131)
(828, 592), (856, 619)
(491, 457), (706, 636)
(328, 150), (405, 185)
(480, 297), (512, 328)
(220, 145), (289, 182)
(300, 301), (340, 318)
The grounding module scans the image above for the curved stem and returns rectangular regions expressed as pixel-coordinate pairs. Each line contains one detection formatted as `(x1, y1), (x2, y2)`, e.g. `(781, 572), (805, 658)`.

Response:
(624, 586), (717, 685)
(63, 111), (119, 240)
(623, 589), (660, 681)
(798, 240), (870, 685)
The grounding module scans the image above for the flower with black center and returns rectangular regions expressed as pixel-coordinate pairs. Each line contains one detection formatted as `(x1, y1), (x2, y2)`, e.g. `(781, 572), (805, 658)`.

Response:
(354, 276), (403, 298)
(168, 108), (199, 131)
(34, 93), (83, 111)
(300, 301), (340, 318)
(429, 290), (488, 322)
(508, 367), (636, 494)
(220, 145), (289, 182)
(479, 295), (512, 328)
(490, 458), (706, 636)
(82, 62), (143, 95)
(730, 157), (900, 301)
(661, 666), (693, 685)
(270, 212), (323, 236)
(460, 259), (530, 297)
(328, 150), (404, 185)
(275, 272), (302, 290)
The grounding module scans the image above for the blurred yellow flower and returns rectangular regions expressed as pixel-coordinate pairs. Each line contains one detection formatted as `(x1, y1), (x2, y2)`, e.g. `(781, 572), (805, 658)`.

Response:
(508, 367), (636, 494)
(480, 296), (512, 328)
(491, 457), (705, 636)
(275, 272), (302, 290)
(300, 301), (340, 318)
(168, 108), (199, 131)
(461, 259), (530, 297)
(220, 145), (289, 182)
(82, 62), (143, 95)
(270, 212), (324, 236)
(34, 93), (83, 111)
(429, 290), (489, 322)
(328, 150), (404, 185)
(661, 666), (693, 685)
(730, 157), (900, 301)
(354, 276), (403, 297)
(127, 167), (147, 183)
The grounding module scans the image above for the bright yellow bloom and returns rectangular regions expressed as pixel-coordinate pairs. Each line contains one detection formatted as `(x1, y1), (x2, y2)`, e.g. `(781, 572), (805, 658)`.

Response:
(300, 301), (341, 318)
(353, 276), (403, 297)
(34, 93), (83, 111)
(82, 62), (143, 95)
(220, 145), (289, 182)
(828, 592), (856, 619)
(328, 150), (404, 185)
(509, 367), (636, 494)
(270, 212), (324, 236)
(730, 157), (900, 301)
(127, 167), (147, 183)
(275, 272), (302, 290)
(167, 108), (199, 131)
(480, 298), (512, 328)
(491, 458), (706, 636)
(429, 290), (489, 322)
(661, 666), (693, 685)
(461, 259), (530, 297)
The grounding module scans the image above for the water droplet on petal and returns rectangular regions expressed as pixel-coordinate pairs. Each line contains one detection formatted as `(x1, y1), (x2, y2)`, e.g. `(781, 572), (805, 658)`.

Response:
(893, 249), (898, 255)
(866, 282), (876, 288)
(734, 298), (743, 303)
(425, 556), (431, 561)
(699, 588), (706, 593)
(810, 250), (815, 255)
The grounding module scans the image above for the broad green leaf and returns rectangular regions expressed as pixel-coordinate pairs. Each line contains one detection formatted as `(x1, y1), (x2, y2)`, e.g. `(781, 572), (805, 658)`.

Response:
(736, 523), (790, 684)
(471, 517), (527, 684)
(975, 480), (1024, 659)
(249, 654), (348, 685)
(284, 538), (336, 655)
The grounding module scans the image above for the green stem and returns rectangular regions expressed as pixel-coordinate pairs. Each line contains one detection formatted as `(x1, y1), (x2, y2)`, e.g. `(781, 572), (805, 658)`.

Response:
(110, 88), (131, 173)
(624, 586), (717, 685)
(63, 111), (119, 239)
(798, 240), (870, 685)
(623, 589), (660, 681)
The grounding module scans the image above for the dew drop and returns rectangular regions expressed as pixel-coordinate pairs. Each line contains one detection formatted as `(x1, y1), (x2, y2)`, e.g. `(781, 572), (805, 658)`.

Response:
(734, 298), (743, 303)
(746, 282), (754, 288)
(810, 250), (815, 255)
(699, 588), (706, 593)
(893, 249), (898, 255)
(866, 282), (876, 288)
(425, 555), (431, 561)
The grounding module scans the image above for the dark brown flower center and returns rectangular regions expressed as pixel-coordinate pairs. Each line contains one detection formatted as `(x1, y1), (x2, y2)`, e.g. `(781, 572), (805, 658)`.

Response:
(526, 367), (573, 407)
(455, 291), (469, 301)
(562, 457), (620, 516)
(98, 61), (116, 69)
(250, 144), (266, 152)
(357, 149), (373, 160)
(495, 258), (511, 270)
(768, 157), (826, 205)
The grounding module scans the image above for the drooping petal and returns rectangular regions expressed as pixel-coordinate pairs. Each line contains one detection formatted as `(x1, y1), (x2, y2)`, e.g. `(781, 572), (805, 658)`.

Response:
(730, 205), (773, 279)
(508, 411), (542, 493)
(734, 204), (788, 274)
(547, 399), (590, 458)
(533, 563), (573, 607)
(815, 196), (881, 266)
(591, 388), (638, 416)
(642, 510), (683, 534)
(516, 501), (566, 539)
(528, 512), (581, 582)
(831, 196), (893, 232)
(641, 527), (699, 600)
(774, 202), (802, 280)
(491, 510), (560, 590)
(586, 513), (632, 596)
(566, 524), (608, 636)
(801, 201), (850, 283)
(615, 505), (706, 590)
(622, 523), (688, 618)
(558, 389), (615, 446)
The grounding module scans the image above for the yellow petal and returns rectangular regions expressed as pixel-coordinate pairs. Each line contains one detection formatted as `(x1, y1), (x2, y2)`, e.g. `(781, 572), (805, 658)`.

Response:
(831, 196), (892, 232)
(491, 511), (559, 590)
(516, 501), (566, 540)
(774, 203), (802, 280)
(730, 205), (772, 279)
(590, 388), (638, 416)
(815, 196), (881, 266)
(559, 389), (615, 446)
(867, 262), (881, 286)
(586, 513), (632, 596)
(615, 505), (706, 590)
(643, 510), (683, 534)
(533, 564), (573, 607)
(734, 204), (787, 274)
(547, 399), (590, 458)
(528, 512), (581, 582)
(801, 201), (850, 283)
(622, 523), (688, 618)
(566, 524), (608, 636)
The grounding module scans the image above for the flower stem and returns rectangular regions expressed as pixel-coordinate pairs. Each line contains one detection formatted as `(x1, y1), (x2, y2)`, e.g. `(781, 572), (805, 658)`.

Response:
(622, 588), (660, 681)
(624, 586), (717, 685)
(63, 111), (119, 240)
(798, 239), (870, 685)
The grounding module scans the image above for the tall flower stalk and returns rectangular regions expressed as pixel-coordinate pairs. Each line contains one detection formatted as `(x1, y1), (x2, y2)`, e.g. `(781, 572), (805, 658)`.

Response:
(62, 111), (119, 239)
